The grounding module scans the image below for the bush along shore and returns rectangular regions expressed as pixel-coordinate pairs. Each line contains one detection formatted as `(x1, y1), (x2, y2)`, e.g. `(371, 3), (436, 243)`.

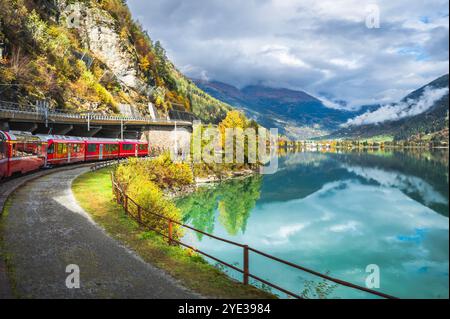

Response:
(113, 150), (260, 235)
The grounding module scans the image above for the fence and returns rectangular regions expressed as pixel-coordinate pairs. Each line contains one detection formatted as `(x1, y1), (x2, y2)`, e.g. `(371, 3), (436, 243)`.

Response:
(110, 173), (398, 299)
(90, 159), (125, 171)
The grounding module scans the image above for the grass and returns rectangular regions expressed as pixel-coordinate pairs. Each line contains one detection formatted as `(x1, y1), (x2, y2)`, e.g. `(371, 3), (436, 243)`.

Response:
(72, 167), (275, 299)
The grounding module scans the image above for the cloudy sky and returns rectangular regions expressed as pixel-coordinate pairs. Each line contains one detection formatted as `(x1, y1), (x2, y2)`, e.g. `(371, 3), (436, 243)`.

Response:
(128, 0), (449, 108)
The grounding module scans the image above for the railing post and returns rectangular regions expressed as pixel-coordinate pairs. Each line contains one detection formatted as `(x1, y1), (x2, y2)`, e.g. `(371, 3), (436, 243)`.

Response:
(243, 245), (249, 285)
(168, 220), (173, 245)
(137, 205), (142, 224)
(124, 195), (128, 214)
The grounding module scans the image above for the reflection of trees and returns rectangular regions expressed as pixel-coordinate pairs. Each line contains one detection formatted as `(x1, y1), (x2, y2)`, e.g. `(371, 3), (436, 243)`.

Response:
(218, 176), (262, 235)
(178, 188), (219, 240)
(178, 176), (263, 239)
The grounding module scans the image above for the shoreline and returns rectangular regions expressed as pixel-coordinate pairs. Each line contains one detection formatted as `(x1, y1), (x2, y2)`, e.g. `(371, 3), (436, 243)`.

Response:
(164, 168), (258, 200)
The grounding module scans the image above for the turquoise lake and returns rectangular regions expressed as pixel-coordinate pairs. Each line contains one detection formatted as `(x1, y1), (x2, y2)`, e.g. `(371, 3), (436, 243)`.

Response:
(176, 150), (449, 299)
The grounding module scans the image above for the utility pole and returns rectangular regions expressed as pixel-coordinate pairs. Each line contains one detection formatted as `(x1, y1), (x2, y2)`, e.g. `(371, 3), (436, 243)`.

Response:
(120, 119), (124, 140)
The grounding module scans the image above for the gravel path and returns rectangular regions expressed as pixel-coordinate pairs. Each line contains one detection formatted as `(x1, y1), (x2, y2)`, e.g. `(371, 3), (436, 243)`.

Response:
(1, 167), (199, 299)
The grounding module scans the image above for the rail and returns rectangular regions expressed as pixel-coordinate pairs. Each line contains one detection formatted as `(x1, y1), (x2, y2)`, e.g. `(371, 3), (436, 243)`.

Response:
(110, 173), (398, 299)
(90, 159), (125, 171)
(0, 100), (194, 124)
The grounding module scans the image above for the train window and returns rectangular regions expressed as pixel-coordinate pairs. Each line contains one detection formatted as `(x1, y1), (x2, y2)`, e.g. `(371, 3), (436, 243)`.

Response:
(25, 143), (37, 156)
(11, 144), (16, 157)
(138, 144), (147, 151)
(0, 142), (5, 160)
(0, 142), (6, 160)
(57, 143), (67, 155)
(87, 144), (97, 153)
(15, 143), (26, 157)
(37, 144), (43, 156)
(105, 144), (118, 152)
(73, 144), (80, 153)
(48, 143), (54, 154)
(122, 144), (133, 151)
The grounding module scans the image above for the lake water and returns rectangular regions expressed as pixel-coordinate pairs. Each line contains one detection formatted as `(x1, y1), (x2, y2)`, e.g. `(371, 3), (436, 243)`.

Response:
(176, 150), (449, 299)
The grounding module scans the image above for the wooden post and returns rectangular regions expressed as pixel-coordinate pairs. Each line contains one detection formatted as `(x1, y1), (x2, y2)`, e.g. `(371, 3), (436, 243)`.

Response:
(137, 205), (142, 224)
(168, 220), (173, 245)
(124, 195), (128, 214)
(243, 245), (249, 285)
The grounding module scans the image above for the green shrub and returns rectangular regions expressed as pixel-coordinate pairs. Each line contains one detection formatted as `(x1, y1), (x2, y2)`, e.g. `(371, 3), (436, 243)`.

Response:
(127, 179), (183, 240)
(114, 154), (194, 239)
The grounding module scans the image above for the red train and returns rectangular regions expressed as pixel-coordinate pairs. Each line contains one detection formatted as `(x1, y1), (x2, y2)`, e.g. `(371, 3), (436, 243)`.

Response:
(0, 131), (148, 180)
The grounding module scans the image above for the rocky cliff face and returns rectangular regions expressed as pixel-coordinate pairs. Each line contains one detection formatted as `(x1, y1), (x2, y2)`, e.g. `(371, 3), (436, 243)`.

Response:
(58, 2), (145, 92)
(54, 0), (148, 119)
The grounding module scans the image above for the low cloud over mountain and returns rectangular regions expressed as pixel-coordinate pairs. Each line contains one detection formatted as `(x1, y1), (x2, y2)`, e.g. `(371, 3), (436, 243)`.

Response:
(343, 86), (449, 127)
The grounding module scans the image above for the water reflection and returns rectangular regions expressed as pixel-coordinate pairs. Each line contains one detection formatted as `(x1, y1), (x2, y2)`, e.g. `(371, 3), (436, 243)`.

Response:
(178, 176), (263, 238)
(177, 150), (449, 298)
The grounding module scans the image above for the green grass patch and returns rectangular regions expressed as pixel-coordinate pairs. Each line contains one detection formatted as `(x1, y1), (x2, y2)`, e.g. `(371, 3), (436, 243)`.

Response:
(72, 167), (275, 299)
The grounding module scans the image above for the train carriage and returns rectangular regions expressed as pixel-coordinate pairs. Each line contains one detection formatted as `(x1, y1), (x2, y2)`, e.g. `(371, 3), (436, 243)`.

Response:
(119, 141), (136, 158)
(0, 131), (47, 179)
(137, 141), (149, 157)
(85, 140), (120, 162)
(38, 135), (86, 166)
(119, 140), (148, 158)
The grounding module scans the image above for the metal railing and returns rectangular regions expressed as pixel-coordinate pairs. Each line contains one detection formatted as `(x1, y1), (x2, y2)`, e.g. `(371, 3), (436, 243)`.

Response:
(90, 159), (125, 172)
(0, 100), (194, 124)
(111, 173), (398, 299)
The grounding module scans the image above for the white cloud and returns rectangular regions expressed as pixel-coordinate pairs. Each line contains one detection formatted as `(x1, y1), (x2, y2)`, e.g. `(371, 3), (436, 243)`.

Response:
(319, 97), (346, 110)
(329, 221), (361, 233)
(343, 86), (449, 126)
(128, 0), (449, 106)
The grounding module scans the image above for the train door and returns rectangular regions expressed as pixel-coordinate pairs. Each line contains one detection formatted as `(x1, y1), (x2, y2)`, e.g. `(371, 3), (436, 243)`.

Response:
(68, 143), (71, 163)
(99, 144), (103, 160)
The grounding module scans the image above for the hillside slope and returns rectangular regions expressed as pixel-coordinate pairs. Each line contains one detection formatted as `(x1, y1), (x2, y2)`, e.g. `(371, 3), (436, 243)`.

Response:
(332, 74), (449, 142)
(0, 0), (230, 123)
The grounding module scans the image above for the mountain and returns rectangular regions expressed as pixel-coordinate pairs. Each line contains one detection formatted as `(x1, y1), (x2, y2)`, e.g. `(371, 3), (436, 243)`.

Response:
(194, 79), (364, 139)
(330, 74), (449, 142)
(0, 0), (230, 123)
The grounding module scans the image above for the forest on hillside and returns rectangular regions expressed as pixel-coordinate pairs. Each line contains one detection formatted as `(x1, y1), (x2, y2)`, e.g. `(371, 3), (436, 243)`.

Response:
(0, 0), (231, 123)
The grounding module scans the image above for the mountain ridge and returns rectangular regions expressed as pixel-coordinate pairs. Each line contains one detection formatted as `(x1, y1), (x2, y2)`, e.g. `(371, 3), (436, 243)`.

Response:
(195, 75), (449, 142)
(194, 79), (360, 139)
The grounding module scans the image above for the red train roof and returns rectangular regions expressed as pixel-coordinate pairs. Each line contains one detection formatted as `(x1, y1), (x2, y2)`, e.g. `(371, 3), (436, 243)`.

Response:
(1, 131), (146, 144)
